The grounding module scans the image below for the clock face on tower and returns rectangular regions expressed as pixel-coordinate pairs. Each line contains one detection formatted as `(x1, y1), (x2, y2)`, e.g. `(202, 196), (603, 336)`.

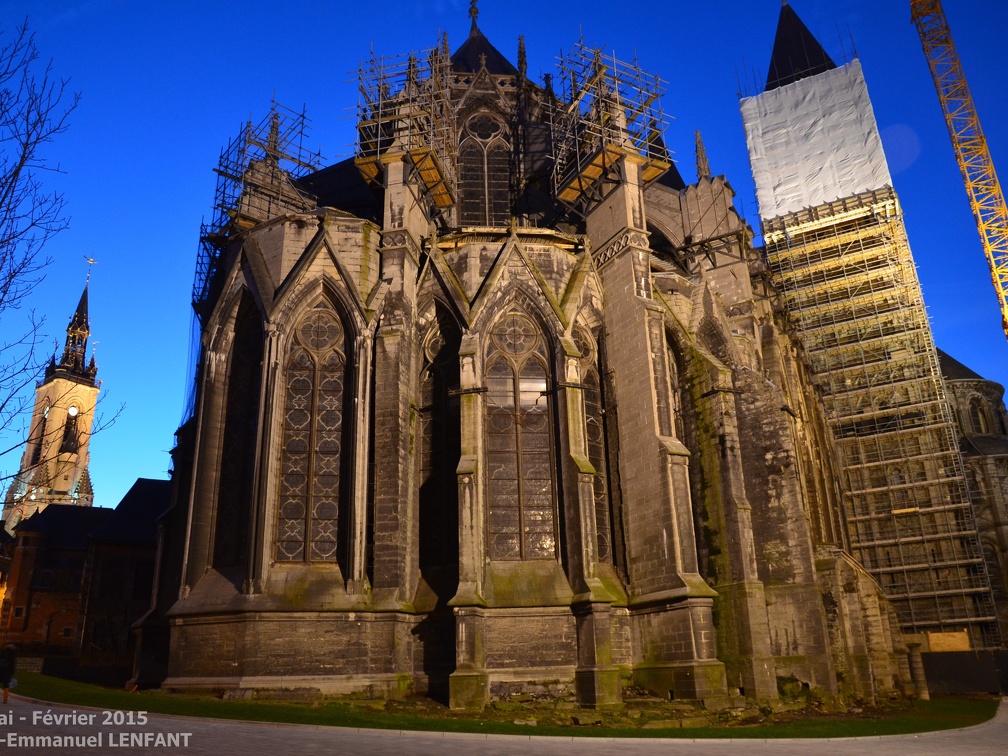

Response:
(67, 406), (78, 417)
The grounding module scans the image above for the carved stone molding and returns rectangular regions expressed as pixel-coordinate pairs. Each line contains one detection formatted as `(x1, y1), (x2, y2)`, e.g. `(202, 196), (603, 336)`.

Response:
(593, 229), (649, 269)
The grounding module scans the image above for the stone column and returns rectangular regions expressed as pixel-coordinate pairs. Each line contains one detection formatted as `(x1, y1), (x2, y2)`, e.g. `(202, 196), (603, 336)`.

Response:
(906, 642), (930, 700)
(369, 228), (420, 604)
(587, 154), (726, 700)
(180, 341), (230, 594)
(556, 344), (622, 707)
(246, 323), (283, 594)
(449, 334), (489, 709)
(695, 370), (778, 700)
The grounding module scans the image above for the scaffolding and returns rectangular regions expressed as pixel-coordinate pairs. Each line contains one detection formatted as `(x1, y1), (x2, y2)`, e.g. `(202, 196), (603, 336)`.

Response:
(192, 102), (321, 320)
(766, 187), (1001, 647)
(354, 38), (456, 215)
(547, 40), (670, 216)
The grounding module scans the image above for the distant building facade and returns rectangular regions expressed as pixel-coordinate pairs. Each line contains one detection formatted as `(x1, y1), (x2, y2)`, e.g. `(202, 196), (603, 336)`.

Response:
(938, 350), (1008, 642)
(0, 505), (111, 653)
(79, 479), (170, 670)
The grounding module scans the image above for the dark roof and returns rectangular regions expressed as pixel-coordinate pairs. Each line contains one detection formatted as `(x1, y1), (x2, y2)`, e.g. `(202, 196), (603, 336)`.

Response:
(296, 158), (383, 223)
(961, 434), (1008, 457)
(451, 29), (518, 75)
(17, 505), (112, 551)
(765, 1), (836, 92)
(89, 478), (172, 547)
(937, 348), (986, 381)
(655, 161), (686, 191)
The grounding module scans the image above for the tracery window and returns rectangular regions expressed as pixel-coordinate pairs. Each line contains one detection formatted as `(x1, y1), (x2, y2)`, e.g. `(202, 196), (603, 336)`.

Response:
(485, 310), (556, 560)
(969, 397), (989, 434)
(276, 304), (348, 563)
(575, 327), (614, 563)
(458, 114), (510, 226)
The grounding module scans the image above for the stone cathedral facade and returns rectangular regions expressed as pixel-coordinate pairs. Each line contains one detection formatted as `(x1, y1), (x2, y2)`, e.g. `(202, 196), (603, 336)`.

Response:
(144, 4), (998, 707)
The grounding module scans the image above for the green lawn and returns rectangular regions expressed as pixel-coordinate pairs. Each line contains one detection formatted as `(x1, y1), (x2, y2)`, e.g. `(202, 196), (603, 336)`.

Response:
(12, 671), (1000, 739)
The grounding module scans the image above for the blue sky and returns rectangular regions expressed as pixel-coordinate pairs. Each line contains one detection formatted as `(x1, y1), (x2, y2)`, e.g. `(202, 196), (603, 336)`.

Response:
(2, 0), (1007, 508)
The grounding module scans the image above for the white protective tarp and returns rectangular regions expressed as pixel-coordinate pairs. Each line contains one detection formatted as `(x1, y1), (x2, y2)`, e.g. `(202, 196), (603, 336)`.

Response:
(740, 60), (891, 221)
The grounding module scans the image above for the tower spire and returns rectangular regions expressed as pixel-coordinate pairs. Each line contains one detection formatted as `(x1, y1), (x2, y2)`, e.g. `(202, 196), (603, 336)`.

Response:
(49, 277), (97, 383)
(765, 1), (836, 91)
(62, 282), (90, 370)
(695, 130), (711, 180)
(469, 0), (480, 38)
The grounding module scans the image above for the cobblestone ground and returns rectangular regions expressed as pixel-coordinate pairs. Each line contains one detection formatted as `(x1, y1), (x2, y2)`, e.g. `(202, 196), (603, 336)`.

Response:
(0, 696), (1005, 755)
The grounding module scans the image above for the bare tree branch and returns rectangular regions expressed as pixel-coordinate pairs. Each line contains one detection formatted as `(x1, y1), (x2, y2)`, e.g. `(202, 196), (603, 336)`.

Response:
(0, 18), (81, 464)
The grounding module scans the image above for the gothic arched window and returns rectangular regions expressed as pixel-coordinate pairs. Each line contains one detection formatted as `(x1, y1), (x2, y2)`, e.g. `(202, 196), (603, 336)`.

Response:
(485, 310), (556, 560)
(575, 327), (614, 564)
(30, 405), (49, 466)
(969, 397), (989, 434)
(418, 307), (462, 601)
(60, 407), (80, 454)
(276, 304), (349, 564)
(213, 295), (263, 571)
(458, 114), (510, 226)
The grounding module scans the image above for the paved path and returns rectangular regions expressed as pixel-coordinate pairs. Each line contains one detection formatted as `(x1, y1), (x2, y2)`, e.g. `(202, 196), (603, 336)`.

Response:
(1, 695), (1005, 755)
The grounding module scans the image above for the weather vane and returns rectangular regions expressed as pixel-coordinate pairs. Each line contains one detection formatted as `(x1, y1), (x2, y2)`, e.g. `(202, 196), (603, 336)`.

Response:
(84, 256), (98, 282)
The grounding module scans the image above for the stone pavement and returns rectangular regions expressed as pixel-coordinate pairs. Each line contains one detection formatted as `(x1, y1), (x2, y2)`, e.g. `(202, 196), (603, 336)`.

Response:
(1, 696), (1005, 755)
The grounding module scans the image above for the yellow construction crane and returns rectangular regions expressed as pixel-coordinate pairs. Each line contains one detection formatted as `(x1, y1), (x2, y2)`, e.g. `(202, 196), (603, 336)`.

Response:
(911, 0), (1008, 339)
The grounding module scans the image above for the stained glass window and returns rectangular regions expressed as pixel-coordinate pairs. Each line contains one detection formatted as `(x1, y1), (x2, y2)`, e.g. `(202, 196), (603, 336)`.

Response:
(276, 305), (347, 563)
(458, 114), (511, 226)
(486, 311), (556, 560)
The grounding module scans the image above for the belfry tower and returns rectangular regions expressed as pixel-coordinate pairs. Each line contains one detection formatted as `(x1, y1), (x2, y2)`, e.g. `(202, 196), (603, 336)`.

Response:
(2, 283), (99, 532)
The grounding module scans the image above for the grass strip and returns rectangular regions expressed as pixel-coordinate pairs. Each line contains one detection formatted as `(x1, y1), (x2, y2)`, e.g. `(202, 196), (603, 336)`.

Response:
(13, 671), (999, 739)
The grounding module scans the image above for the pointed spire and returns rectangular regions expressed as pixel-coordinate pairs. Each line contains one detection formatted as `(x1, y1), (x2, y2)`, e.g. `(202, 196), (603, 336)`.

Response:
(62, 282), (90, 372)
(517, 36), (527, 81)
(469, 0), (480, 38)
(53, 279), (97, 382)
(695, 130), (711, 180)
(765, 1), (836, 92)
(67, 282), (89, 339)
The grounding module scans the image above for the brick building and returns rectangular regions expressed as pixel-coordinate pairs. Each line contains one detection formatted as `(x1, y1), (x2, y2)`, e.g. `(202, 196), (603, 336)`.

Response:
(0, 505), (111, 652)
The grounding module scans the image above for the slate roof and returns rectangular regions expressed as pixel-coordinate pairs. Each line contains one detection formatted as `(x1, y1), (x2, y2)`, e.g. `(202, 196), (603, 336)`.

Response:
(765, 1), (837, 92)
(451, 28), (518, 76)
(295, 158), (383, 223)
(961, 434), (1008, 457)
(936, 348), (988, 382)
(17, 505), (112, 551)
(655, 161), (687, 191)
(89, 478), (172, 547)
